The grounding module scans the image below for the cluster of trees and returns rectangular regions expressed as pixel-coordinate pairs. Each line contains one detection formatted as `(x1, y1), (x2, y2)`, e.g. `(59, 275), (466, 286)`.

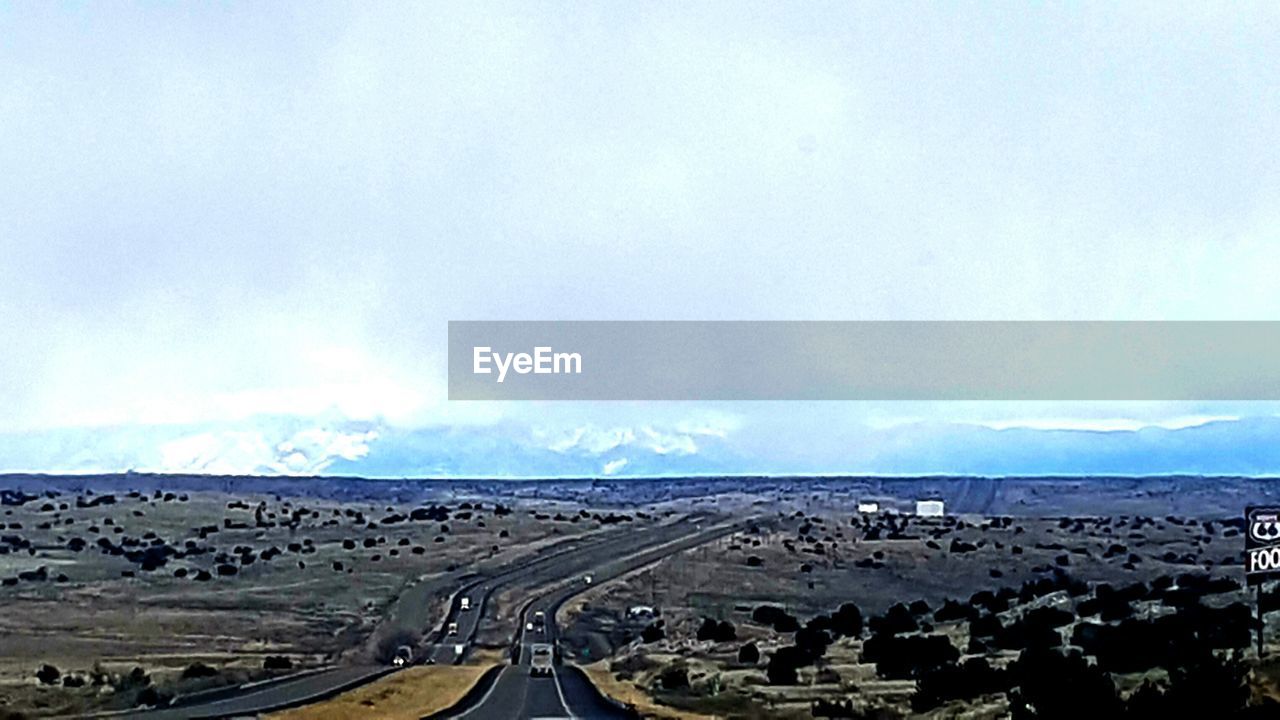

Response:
(34, 663), (165, 707)
(695, 617), (737, 643)
(906, 643), (1261, 718)
(757, 602), (863, 685)
(744, 565), (1268, 718)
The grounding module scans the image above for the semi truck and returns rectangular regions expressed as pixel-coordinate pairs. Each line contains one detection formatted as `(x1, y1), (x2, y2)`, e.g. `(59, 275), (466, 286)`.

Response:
(530, 643), (554, 676)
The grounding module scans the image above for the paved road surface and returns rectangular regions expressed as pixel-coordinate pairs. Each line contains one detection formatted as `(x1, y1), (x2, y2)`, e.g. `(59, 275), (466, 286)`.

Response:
(424, 515), (713, 665)
(118, 516), (717, 719)
(122, 665), (393, 720)
(435, 521), (747, 719)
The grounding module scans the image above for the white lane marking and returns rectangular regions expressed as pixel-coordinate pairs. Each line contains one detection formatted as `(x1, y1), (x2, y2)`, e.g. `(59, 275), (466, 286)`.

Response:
(454, 665), (509, 719)
(550, 666), (578, 720)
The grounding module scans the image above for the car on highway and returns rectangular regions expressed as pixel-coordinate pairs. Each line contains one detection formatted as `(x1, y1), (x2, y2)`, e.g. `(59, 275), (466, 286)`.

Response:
(447, 621), (459, 636)
(530, 643), (554, 676)
(391, 645), (413, 667)
(460, 596), (471, 611)
(531, 610), (546, 633)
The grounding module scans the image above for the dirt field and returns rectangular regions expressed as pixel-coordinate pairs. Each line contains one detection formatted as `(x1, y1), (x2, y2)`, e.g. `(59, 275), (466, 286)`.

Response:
(563, 505), (1272, 718)
(5, 475), (1280, 718)
(0, 486), (605, 717)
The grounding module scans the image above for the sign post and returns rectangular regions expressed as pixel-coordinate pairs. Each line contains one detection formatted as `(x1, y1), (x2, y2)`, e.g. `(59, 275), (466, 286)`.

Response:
(1244, 506), (1280, 658)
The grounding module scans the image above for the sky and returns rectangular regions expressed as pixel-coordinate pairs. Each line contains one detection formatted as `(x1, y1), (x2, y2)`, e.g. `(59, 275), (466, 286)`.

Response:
(1, 2), (1279, 476)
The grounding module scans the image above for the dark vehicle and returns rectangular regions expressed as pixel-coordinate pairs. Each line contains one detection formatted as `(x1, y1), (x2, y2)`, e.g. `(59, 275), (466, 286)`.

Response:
(391, 645), (413, 667)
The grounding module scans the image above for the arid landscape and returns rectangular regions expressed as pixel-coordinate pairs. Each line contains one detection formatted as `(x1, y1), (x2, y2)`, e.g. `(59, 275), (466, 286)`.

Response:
(4, 475), (1280, 719)
(0, 475), (628, 717)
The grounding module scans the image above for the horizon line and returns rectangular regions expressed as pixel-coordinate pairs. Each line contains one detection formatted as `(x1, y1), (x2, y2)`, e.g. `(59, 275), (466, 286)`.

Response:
(3, 470), (1279, 482)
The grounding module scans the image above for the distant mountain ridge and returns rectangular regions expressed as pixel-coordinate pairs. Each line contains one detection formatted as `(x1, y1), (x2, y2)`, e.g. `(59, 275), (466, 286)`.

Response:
(1, 415), (1279, 477)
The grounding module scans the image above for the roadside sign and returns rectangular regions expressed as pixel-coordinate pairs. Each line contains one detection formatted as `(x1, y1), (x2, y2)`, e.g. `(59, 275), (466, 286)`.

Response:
(1246, 506), (1280, 586)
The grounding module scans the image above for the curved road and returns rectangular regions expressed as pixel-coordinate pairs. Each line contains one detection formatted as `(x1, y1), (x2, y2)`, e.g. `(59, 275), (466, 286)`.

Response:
(433, 520), (748, 720)
(422, 515), (713, 665)
(120, 516), (717, 719)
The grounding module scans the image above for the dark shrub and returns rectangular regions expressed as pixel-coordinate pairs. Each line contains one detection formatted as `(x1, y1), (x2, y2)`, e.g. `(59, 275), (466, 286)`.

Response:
(1007, 646), (1119, 719)
(935, 599), (978, 623)
(751, 605), (800, 633)
(36, 664), (60, 685)
(994, 619), (1062, 651)
(264, 656), (292, 670)
(869, 603), (918, 636)
(795, 626), (830, 663)
(1026, 606), (1074, 629)
(1122, 649), (1250, 717)
(832, 602), (864, 638)
(696, 617), (718, 642)
(135, 686), (170, 707)
(863, 634), (959, 679)
(912, 657), (1010, 712)
(181, 662), (219, 679)
(971, 590), (1010, 613)
(766, 646), (806, 685)
(656, 665), (689, 690)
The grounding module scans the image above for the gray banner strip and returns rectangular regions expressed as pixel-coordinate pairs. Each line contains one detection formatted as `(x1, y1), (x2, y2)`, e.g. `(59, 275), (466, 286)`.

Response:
(448, 321), (1280, 401)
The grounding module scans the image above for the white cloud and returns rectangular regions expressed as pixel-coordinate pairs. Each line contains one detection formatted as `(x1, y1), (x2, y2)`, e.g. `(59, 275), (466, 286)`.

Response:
(3, 4), (1280, 474)
(976, 415), (1239, 433)
(602, 457), (629, 476)
(153, 426), (378, 475)
(539, 426), (636, 455)
(534, 418), (733, 458)
(639, 427), (698, 456)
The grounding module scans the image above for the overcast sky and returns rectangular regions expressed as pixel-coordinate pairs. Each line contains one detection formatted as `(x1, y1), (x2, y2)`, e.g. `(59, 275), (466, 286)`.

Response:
(2, 3), (1278, 475)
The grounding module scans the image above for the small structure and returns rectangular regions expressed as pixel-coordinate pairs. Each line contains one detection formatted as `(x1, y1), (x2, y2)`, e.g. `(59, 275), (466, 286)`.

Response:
(628, 605), (656, 619)
(915, 499), (945, 517)
(857, 501), (879, 514)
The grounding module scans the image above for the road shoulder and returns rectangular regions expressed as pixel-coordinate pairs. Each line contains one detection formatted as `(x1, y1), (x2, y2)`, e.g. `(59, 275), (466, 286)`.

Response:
(265, 664), (496, 720)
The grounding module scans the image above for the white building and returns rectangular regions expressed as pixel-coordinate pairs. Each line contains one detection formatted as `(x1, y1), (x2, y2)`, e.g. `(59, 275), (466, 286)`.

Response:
(915, 500), (945, 517)
(857, 501), (880, 514)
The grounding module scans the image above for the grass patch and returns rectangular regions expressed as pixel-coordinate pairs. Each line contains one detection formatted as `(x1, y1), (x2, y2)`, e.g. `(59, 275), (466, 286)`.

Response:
(266, 664), (494, 720)
(581, 660), (721, 720)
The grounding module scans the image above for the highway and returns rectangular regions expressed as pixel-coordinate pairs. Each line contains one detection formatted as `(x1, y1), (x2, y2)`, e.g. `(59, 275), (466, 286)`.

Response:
(122, 665), (395, 720)
(118, 515), (722, 719)
(421, 515), (717, 665)
(433, 520), (746, 720)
